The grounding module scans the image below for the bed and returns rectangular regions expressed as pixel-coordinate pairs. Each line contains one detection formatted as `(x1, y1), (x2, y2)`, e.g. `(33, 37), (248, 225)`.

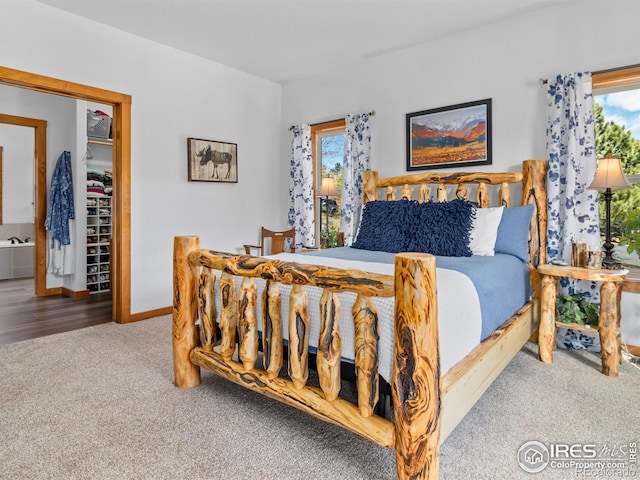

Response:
(172, 159), (547, 480)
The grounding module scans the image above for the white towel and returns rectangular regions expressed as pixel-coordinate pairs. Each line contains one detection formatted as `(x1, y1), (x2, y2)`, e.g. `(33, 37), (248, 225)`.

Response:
(47, 236), (74, 276)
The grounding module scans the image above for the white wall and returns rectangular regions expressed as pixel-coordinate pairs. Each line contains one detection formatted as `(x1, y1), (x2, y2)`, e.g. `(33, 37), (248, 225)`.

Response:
(282, 2), (640, 178)
(281, 1), (640, 345)
(0, 123), (33, 223)
(1, 0), (284, 313)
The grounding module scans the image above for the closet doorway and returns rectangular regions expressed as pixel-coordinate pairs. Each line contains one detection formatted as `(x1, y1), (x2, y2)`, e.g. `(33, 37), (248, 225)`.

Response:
(0, 66), (132, 323)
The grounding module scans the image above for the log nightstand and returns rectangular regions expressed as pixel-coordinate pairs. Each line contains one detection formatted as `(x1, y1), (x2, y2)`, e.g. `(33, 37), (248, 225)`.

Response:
(537, 264), (628, 377)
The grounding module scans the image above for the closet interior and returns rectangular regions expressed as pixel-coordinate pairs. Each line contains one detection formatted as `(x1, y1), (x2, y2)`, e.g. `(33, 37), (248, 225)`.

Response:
(85, 107), (113, 294)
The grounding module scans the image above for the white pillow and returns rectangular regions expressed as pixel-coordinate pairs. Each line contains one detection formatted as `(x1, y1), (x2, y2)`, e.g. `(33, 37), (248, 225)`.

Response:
(469, 206), (504, 256)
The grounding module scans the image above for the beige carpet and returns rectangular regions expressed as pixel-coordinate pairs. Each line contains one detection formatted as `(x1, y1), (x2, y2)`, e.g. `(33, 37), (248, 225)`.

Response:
(1, 315), (638, 480)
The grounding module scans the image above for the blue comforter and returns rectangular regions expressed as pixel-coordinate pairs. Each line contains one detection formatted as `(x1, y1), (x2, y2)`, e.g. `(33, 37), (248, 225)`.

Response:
(303, 247), (531, 340)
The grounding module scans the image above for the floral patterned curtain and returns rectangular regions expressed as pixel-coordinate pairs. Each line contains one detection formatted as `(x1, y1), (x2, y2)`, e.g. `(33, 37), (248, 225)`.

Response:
(288, 125), (315, 249)
(546, 72), (600, 297)
(340, 113), (372, 245)
(546, 72), (602, 351)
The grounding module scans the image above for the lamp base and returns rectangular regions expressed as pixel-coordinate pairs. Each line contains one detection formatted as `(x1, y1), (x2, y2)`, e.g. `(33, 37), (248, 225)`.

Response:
(602, 249), (622, 270)
(602, 259), (623, 270)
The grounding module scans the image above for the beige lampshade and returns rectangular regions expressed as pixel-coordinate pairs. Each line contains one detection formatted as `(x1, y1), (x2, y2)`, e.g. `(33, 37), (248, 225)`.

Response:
(588, 156), (632, 191)
(318, 177), (338, 196)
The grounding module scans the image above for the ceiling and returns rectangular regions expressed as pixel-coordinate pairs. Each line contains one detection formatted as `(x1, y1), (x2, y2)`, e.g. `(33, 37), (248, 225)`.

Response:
(35, 0), (560, 84)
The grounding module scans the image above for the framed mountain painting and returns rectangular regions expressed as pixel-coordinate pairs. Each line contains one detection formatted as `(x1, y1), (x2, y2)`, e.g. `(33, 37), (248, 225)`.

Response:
(406, 99), (492, 171)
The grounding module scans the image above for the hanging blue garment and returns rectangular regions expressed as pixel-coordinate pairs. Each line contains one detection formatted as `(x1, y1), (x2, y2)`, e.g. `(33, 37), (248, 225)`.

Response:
(45, 151), (75, 246)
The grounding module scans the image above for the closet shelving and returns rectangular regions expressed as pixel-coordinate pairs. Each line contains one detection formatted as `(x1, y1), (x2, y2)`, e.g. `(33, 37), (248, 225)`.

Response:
(88, 137), (112, 146)
(85, 108), (113, 294)
(86, 196), (111, 293)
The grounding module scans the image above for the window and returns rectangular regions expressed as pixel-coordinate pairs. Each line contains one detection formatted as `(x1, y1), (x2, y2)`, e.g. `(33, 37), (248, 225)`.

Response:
(311, 119), (345, 247)
(593, 66), (640, 274)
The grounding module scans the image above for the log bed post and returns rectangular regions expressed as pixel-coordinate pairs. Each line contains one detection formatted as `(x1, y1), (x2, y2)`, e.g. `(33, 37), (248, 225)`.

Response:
(538, 274), (559, 363)
(392, 253), (440, 480)
(173, 236), (201, 388)
(363, 171), (379, 203)
(522, 159), (547, 269)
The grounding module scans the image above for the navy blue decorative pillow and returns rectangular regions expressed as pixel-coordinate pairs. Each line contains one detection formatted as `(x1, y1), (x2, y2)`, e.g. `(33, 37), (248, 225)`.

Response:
(494, 204), (534, 262)
(353, 199), (474, 256)
(352, 200), (414, 252)
(408, 199), (474, 257)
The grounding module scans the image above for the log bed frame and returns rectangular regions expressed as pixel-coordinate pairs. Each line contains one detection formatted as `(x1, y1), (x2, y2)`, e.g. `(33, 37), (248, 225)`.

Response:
(173, 159), (547, 479)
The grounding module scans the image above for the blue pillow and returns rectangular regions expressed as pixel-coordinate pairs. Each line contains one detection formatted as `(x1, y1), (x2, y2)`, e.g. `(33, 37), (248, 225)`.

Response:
(494, 204), (534, 262)
(408, 199), (474, 257)
(352, 200), (414, 253)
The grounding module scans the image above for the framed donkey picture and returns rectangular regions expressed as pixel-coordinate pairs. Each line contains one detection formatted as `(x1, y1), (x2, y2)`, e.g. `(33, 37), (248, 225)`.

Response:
(187, 137), (238, 183)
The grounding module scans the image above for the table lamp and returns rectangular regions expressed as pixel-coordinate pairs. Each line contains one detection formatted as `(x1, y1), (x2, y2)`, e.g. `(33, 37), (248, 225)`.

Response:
(318, 176), (337, 248)
(587, 154), (631, 269)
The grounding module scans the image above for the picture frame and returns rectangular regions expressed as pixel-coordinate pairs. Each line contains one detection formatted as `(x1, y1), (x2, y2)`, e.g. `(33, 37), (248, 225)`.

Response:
(187, 137), (238, 183)
(406, 98), (492, 171)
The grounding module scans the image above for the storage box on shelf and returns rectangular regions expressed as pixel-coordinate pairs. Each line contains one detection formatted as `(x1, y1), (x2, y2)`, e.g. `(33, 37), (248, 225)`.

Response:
(86, 196), (111, 293)
(87, 109), (112, 140)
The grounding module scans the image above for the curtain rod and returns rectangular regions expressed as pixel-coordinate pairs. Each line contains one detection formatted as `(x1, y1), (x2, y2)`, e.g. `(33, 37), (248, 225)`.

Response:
(539, 63), (640, 86)
(289, 110), (375, 131)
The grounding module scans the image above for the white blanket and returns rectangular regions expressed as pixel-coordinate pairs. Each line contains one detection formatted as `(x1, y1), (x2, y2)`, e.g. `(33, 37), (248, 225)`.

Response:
(211, 253), (482, 381)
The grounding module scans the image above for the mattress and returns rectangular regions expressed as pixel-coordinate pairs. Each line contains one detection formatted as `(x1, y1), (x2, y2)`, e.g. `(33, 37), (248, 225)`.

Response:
(270, 253), (482, 380)
(305, 247), (532, 340)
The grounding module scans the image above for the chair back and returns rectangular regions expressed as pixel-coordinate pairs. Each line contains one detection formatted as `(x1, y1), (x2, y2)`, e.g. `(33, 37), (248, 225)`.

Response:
(261, 227), (295, 255)
(244, 227), (296, 256)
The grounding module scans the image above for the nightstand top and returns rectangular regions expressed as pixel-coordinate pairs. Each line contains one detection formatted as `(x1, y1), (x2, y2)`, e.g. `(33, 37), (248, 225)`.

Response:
(538, 263), (628, 282)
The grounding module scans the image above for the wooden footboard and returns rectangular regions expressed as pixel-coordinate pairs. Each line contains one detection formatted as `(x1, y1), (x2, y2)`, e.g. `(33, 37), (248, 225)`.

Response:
(173, 240), (441, 478)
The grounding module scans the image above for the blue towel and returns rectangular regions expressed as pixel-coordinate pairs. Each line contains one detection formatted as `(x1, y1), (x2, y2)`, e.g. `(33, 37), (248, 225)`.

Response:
(45, 151), (75, 246)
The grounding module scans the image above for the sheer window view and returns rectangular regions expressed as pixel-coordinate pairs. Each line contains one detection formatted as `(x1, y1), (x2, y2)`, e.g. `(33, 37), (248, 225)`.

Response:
(594, 89), (640, 268)
(317, 131), (344, 247)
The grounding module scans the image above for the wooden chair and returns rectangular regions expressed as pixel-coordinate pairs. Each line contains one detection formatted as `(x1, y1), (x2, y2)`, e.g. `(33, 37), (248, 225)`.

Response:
(243, 227), (295, 256)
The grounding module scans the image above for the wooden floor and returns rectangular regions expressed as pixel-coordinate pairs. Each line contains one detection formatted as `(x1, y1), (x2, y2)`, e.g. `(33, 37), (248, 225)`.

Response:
(0, 277), (112, 345)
